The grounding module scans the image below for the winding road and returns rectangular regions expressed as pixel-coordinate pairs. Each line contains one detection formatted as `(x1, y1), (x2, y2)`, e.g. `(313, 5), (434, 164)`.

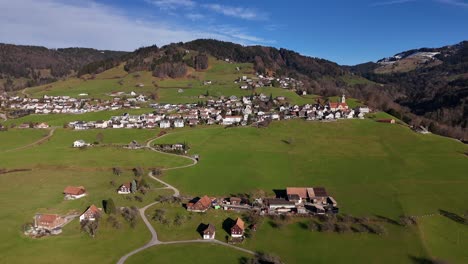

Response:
(116, 134), (254, 264)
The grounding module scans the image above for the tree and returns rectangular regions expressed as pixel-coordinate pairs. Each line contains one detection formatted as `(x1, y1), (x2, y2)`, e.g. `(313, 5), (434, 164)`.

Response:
(131, 180), (137, 193)
(133, 166), (143, 177)
(112, 167), (122, 176)
(107, 215), (122, 229)
(96, 132), (104, 144)
(80, 219), (99, 237)
(104, 198), (116, 214)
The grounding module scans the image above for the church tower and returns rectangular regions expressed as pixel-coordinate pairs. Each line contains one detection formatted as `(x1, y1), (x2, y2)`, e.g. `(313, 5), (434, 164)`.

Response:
(341, 94), (346, 103)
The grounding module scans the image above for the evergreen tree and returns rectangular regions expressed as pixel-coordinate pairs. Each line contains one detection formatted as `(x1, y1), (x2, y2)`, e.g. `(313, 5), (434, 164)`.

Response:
(104, 198), (116, 214)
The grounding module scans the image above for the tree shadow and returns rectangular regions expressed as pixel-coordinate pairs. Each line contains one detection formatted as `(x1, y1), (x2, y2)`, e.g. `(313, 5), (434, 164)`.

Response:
(374, 214), (402, 226)
(408, 255), (449, 264)
(272, 189), (286, 198)
(196, 223), (208, 238)
(439, 209), (467, 225)
(222, 218), (235, 234)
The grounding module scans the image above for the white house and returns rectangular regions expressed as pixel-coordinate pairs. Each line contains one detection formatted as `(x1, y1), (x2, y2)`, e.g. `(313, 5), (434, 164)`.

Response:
(73, 140), (87, 148)
(222, 116), (242, 125)
(174, 119), (185, 128)
(63, 186), (87, 200)
(79, 205), (101, 222)
(159, 120), (171, 129)
(117, 183), (131, 194)
(202, 224), (216, 240)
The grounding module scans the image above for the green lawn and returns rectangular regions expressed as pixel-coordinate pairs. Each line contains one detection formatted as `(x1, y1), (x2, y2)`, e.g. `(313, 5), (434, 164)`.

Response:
(0, 169), (156, 264)
(126, 243), (250, 264)
(0, 129), (49, 151)
(1, 128), (191, 170)
(154, 119), (468, 218)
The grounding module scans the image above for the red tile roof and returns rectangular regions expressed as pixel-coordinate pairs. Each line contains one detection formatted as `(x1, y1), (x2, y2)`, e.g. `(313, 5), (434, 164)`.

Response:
(286, 187), (308, 199)
(63, 186), (86, 195)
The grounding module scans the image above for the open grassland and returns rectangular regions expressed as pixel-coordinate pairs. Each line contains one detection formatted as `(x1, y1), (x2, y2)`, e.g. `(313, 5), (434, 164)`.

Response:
(1, 128), (191, 170)
(0, 169), (176, 264)
(0, 129), (49, 151)
(126, 243), (250, 264)
(154, 119), (468, 218)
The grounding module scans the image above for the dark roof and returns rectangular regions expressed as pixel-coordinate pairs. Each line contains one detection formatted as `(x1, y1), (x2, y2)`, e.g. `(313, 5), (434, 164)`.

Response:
(313, 187), (328, 197)
(203, 224), (216, 234)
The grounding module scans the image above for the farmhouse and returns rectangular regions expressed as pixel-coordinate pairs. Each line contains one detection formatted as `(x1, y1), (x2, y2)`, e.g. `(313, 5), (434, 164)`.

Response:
(202, 224), (216, 240)
(230, 218), (245, 238)
(307, 187), (329, 204)
(117, 183), (131, 194)
(187, 195), (212, 212)
(34, 214), (65, 231)
(265, 198), (296, 214)
(63, 186), (87, 200)
(73, 140), (88, 148)
(35, 122), (49, 129)
(79, 205), (101, 222)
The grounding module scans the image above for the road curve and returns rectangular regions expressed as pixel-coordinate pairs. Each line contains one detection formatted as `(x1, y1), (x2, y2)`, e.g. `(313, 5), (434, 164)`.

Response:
(117, 132), (254, 264)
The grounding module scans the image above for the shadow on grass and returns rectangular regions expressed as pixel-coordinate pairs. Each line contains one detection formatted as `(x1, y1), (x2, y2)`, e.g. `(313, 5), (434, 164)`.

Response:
(409, 255), (450, 264)
(374, 214), (402, 226)
(196, 223), (209, 238)
(222, 218), (235, 234)
(439, 209), (467, 225)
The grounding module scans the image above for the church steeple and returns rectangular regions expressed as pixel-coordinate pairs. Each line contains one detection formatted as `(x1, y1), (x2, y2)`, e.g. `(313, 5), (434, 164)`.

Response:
(341, 94), (346, 103)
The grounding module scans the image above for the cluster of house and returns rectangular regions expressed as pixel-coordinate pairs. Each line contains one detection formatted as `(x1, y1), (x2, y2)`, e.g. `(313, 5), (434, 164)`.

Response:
(186, 196), (246, 241)
(2, 93), (146, 114)
(183, 186), (338, 241)
(236, 73), (304, 90)
(30, 186), (101, 236)
(264, 187), (338, 215)
(66, 94), (370, 130)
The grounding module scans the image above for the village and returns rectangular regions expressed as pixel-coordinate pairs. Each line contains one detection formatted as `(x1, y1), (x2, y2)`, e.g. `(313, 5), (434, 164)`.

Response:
(1, 92), (147, 115)
(65, 94), (371, 130)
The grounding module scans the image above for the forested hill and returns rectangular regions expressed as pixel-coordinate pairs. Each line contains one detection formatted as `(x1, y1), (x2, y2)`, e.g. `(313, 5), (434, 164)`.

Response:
(351, 41), (468, 139)
(0, 43), (127, 91)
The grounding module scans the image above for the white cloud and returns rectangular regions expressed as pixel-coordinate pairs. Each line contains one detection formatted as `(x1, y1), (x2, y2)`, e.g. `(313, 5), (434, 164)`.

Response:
(186, 13), (205, 21)
(0, 0), (272, 51)
(146, 0), (195, 10)
(370, 0), (416, 6)
(204, 4), (267, 20)
(436, 0), (468, 8)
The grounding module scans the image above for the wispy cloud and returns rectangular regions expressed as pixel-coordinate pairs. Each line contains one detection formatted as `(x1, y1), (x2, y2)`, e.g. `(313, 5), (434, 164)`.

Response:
(0, 0), (272, 51)
(204, 4), (268, 20)
(185, 13), (205, 21)
(146, 0), (195, 10)
(370, 0), (417, 6)
(436, 0), (468, 8)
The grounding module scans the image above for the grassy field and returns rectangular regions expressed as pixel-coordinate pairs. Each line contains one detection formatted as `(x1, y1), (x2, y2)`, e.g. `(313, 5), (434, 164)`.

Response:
(0, 129), (49, 151)
(126, 243), (250, 264)
(0, 169), (160, 264)
(154, 119), (468, 218)
(1, 128), (191, 170)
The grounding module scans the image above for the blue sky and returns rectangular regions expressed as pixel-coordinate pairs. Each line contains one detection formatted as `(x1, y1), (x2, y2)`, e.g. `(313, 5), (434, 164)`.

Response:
(1, 0), (467, 65)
